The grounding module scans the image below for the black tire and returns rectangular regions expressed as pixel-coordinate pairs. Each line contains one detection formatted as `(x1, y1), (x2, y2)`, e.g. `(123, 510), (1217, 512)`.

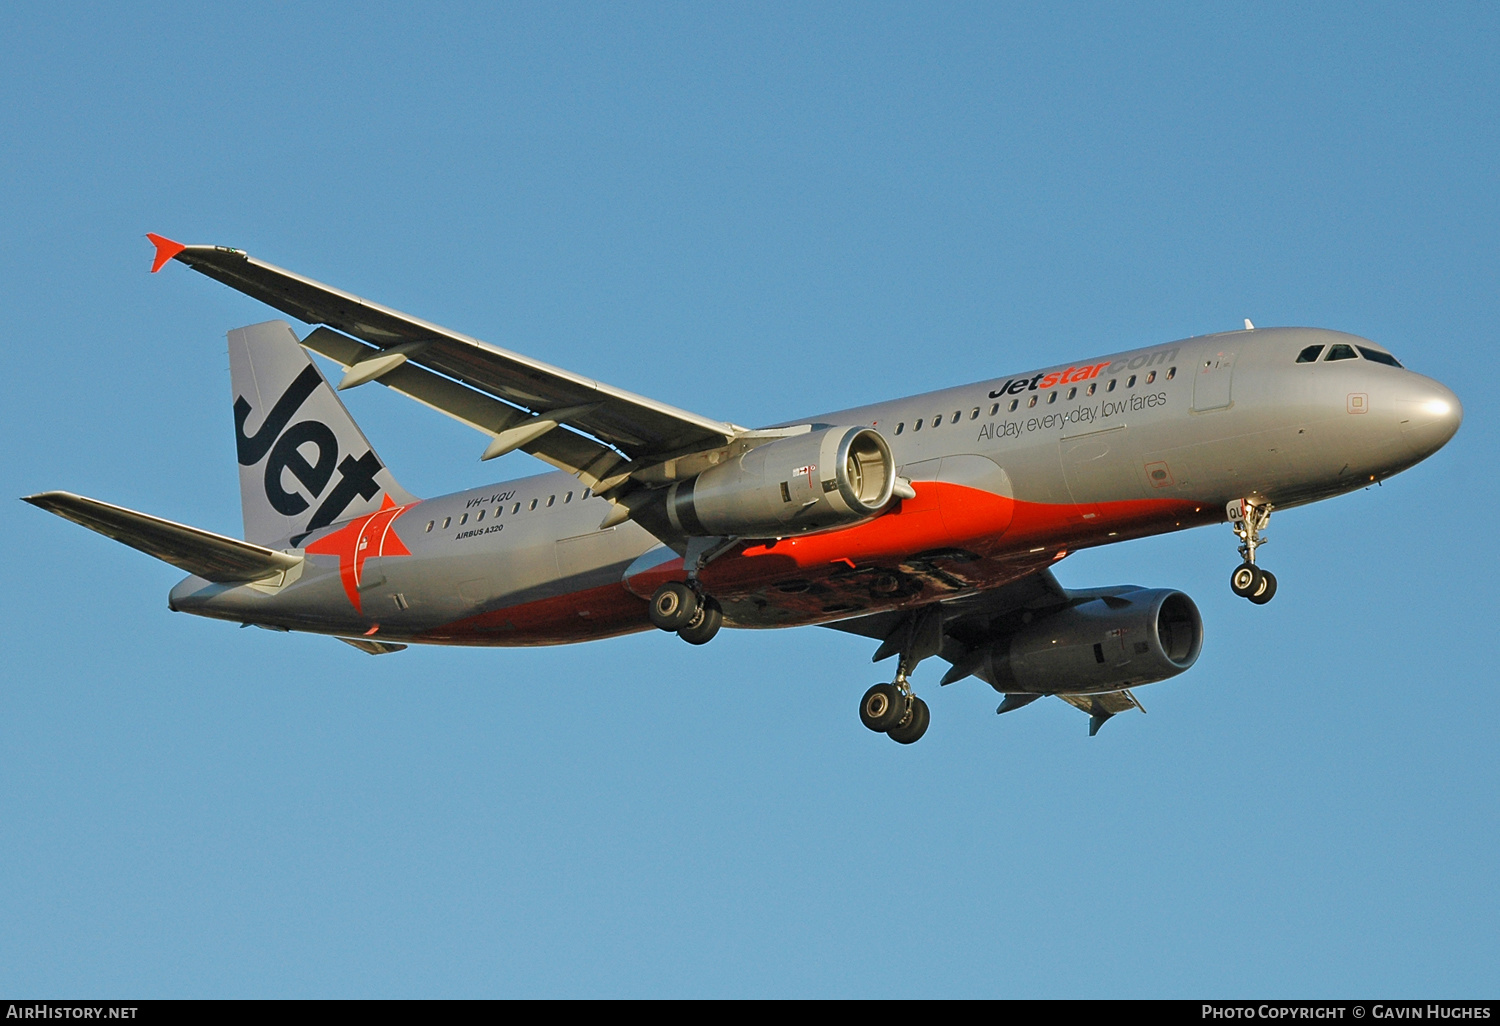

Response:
(888, 696), (930, 745)
(859, 683), (907, 733)
(649, 582), (700, 631)
(1249, 569), (1277, 605)
(1230, 562), (1262, 598)
(678, 598), (723, 645)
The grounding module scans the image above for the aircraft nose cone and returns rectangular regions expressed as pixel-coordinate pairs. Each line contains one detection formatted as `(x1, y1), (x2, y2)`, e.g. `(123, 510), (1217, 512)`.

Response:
(1396, 377), (1463, 459)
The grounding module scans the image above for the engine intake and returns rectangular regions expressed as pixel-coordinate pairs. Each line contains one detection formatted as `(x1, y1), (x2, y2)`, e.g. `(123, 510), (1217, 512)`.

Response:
(664, 426), (895, 538)
(978, 588), (1203, 695)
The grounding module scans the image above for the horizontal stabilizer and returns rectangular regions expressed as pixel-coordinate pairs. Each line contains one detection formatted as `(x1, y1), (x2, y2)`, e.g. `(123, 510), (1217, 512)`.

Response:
(23, 491), (302, 584)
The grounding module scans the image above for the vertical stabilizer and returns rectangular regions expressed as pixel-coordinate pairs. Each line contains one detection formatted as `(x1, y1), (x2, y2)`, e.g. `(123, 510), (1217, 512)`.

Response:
(229, 321), (416, 546)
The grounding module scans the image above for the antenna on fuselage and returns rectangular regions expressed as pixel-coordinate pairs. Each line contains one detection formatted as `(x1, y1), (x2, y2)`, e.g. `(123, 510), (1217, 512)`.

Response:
(1244, 319), (1256, 330)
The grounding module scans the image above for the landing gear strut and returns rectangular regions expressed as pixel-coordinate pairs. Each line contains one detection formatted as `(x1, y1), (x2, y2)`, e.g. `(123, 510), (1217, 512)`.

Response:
(648, 582), (723, 645)
(1227, 497), (1277, 605)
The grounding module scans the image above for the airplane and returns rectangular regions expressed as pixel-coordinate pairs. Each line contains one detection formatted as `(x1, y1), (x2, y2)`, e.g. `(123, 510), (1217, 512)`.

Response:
(23, 234), (1464, 742)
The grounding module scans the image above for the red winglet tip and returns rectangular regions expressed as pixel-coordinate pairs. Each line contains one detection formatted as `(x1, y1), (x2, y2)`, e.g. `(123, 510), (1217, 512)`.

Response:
(146, 233), (186, 273)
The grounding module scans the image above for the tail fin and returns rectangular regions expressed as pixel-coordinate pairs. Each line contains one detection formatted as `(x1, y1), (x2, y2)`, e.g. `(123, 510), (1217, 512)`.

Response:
(229, 321), (416, 545)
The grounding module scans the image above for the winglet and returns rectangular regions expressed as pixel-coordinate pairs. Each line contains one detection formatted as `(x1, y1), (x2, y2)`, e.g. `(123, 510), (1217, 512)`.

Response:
(146, 233), (186, 273)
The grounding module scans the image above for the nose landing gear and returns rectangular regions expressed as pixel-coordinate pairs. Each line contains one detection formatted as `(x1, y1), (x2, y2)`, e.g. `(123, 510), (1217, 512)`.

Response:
(1227, 498), (1277, 604)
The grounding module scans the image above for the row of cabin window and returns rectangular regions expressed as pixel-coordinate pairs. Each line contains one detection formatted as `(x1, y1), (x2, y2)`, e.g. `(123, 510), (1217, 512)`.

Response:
(1295, 343), (1403, 367)
(424, 488), (593, 532)
(892, 367), (1177, 435)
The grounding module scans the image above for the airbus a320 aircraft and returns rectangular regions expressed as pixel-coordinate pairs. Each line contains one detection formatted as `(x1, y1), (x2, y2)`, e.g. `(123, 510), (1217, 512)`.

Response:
(25, 235), (1463, 742)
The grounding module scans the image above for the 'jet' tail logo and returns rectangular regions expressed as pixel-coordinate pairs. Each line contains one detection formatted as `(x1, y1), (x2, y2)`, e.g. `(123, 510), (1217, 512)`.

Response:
(235, 365), (384, 542)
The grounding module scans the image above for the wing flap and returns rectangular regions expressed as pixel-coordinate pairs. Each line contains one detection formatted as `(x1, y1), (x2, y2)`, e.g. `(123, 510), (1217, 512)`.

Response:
(24, 491), (302, 584)
(164, 242), (737, 459)
(1058, 690), (1143, 717)
(337, 637), (408, 655)
(1059, 689), (1145, 735)
(300, 327), (623, 485)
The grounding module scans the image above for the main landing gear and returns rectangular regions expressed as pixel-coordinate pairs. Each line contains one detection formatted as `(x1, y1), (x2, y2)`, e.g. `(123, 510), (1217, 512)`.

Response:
(647, 537), (737, 645)
(860, 682), (930, 744)
(1227, 497), (1277, 605)
(648, 581), (723, 645)
(857, 606), (941, 744)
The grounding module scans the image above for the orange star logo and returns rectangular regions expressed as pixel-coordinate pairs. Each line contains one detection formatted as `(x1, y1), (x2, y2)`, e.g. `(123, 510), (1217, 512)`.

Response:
(304, 495), (416, 613)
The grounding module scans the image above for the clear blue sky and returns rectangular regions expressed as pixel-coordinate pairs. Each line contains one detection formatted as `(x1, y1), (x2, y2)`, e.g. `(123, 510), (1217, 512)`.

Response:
(2, 2), (1495, 997)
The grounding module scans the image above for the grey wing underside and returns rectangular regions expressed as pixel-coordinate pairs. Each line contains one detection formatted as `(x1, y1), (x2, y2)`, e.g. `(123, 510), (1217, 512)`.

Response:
(822, 568), (1071, 644)
(167, 244), (740, 483)
(824, 568), (1145, 733)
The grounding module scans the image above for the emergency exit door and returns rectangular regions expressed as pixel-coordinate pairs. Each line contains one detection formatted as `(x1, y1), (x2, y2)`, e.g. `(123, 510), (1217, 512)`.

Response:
(1193, 348), (1237, 411)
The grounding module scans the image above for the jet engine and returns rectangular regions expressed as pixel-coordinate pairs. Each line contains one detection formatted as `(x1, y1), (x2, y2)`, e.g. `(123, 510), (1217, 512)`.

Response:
(976, 588), (1203, 695)
(663, 426), (896, 538)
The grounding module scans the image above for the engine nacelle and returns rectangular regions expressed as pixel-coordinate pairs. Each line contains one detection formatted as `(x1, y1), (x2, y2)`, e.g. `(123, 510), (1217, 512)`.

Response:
(664, 426), (896, 538)
(978, 588), (1203, 695)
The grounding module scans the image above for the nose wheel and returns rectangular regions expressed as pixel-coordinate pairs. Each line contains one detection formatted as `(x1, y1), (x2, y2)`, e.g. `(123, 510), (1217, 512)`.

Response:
(1227, 498), (1277, 604)
(1230, 562), (1277, 604)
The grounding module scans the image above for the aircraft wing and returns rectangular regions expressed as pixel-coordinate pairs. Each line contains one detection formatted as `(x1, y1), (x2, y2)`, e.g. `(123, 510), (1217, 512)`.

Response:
(23, 491), (302, 584)
(827, 568), (1151, 735)
(295, 326), (628, 489)
(149, 236), (739, 474)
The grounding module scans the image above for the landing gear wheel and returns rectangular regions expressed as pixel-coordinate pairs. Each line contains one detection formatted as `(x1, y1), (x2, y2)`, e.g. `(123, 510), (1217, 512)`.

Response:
(1248, 569), (1277, 605)
(677, 598), (723, 644)
(1230, 562), (1263, 598)
(888, 696), (930, 745)
(859, 683), (907, 733)
(649, 582), (700, 631)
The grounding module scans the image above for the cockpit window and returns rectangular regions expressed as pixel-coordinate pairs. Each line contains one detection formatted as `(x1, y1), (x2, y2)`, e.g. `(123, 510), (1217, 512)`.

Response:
(1358, 346), (1403, 368)
(1296, 345), (1324, 363)
(1324, 344), (1359, 361)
